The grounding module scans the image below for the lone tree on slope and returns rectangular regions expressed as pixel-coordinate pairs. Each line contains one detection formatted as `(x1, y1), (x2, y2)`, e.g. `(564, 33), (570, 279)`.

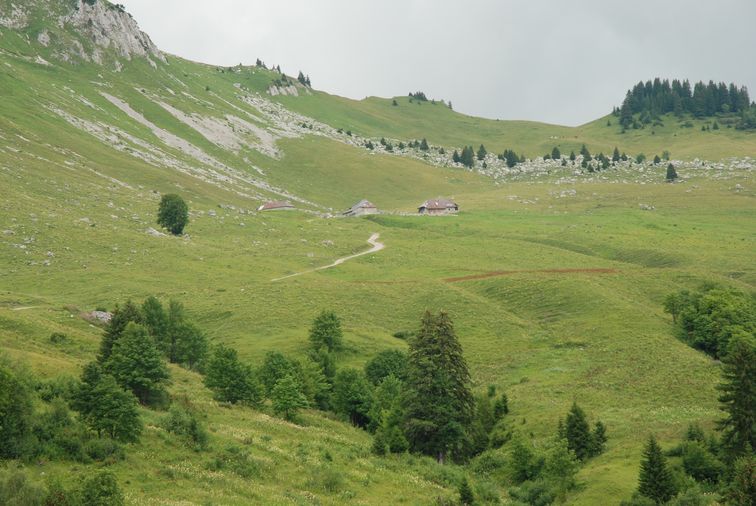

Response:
(666, 163), (678, 182)
(157, 194), (189, 235)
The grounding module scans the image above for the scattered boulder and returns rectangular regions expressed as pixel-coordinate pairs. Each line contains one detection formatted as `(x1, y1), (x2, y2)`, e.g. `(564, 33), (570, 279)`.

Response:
(145, 227), (166, 237)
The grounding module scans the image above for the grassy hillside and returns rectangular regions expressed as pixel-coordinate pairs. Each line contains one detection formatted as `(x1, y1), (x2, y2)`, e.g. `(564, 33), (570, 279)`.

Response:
(0, 1), (754, 504)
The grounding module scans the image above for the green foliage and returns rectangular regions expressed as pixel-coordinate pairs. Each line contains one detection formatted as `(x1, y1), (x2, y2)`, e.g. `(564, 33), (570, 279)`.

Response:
(717, 332), (755, 455)
(105, 322), (169, 405)
(162, 405), (209, 450)
(207, 445), (263, 479)
(204, 345), (263, 406)
(259, 351), (297, 396)
(637, 435), (677, 504)
(666, 163), (678, 181)
(333, 368), (373, 427)
(477, 144), (488, 161)
(309, 310), (343, 353)
(542, 438), (580, 501)
(668, 287), (755, 359)
(157, 193), (189, 235)
(724, 451), (756, 506)
(291, 358), (331, 409)
(551, 146), (561, 160)
(272, 375), (308, 421)
(561, 402), (605, 461)
(72, 363), (142, 443)
(508, 433), (543, 484)
(99, 300), (142, 362)
(0, 468), (47, 506)
(420, 138), (430, 151)
(364, 349), (407, 385)
(404, 311), (474, 463)
(78, 471), (124, 506)
(144, 299), (208, 368)
(458, 477), (475, 505)
(460, 146), (476, 168)
(679, 441), (723, 483)
(0, 366), (33, 458)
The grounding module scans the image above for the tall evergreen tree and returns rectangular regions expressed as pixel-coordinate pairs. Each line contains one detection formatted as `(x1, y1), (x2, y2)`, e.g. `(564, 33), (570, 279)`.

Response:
(666, 163), (678, 182)
(717, 332), (755, 455)
(452, 150), (460, 163)
(637, 435), (676, 503)
(565, 402), (593, 461)
(551, 146), (561, 160)
(477, 144), (488, 161)
(419, 138), (430, 151)
(404, 311), (474, 463)
(569, 150), (576, 162)
(612, 147), (621, 162)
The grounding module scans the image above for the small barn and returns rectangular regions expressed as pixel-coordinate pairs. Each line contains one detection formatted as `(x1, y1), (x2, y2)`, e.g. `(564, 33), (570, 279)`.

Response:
(344, 199), (379, 217)
(258, 200), (295, 212)
(418, 198), (458, 215)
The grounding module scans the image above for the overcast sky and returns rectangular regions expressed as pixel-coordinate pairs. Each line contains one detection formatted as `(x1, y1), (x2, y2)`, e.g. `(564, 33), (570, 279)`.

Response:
(119, 0), (756, 126)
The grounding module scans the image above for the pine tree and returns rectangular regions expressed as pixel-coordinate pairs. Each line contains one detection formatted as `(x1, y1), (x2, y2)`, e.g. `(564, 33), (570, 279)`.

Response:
(477, 144), (487, 161)
(637, 435), (676, 503)
(653, 155), (661, 165)
(666, 163), (678, 182)
(565, 402), (593, 460)
(404, 311), (474, 463)
(591, 421), (608, 457)
(271, 375), (308, 421)
(142, 296), (168, 345)
(460, 146), (475, 168)
(105, 322), (169, 405)
(612, 147), (621, 162)
(569, 150), (576, 162)
(717, 332), (755, 455)
(551, 146), (561, 160)
(309, 310), (343, 353)
(100, 300), (142, 362)
(420, 138), (430, 151)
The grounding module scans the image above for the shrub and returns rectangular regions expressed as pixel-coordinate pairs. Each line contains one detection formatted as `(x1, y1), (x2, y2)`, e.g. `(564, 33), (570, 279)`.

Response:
(0, 366), (34, 458)
(0, 468), (47, 505)
(78, 471), (124, 506)
(364, 349), (407, 385)
(162, 406), (209, 450)
(49, 332), (69, 345)
(207, 446), (262, 478)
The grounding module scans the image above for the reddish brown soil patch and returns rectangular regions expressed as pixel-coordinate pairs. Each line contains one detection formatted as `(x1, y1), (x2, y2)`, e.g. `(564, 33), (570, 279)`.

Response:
(444, 268), (619, 283)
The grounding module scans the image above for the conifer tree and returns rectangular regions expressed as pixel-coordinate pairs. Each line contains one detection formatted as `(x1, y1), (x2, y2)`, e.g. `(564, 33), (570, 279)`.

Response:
(569, 150), (576, 162)
(458, 477), (475, 506)
(477, 144), (488, 161)
(333, 368), (373, 427)
(612, 147), (621, 162)
(637, 435), (676, 503)
(404, 311), (474, 463)
(666, 163), (678, 182)
(0, 366), (33, 458)
(551, 146), (561, 160)
(565, 402), (593, 461)
(420, 138), (430, 151)
(717, 333), (755, 455)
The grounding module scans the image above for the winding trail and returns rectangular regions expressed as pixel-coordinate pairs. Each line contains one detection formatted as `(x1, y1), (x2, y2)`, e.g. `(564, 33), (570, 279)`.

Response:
(272, 233), (384, 282)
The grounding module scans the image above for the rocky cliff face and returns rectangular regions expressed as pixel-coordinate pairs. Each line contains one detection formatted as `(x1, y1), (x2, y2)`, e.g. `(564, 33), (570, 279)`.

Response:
(61, 0), (165, 64)
(0, 0), (165, 65)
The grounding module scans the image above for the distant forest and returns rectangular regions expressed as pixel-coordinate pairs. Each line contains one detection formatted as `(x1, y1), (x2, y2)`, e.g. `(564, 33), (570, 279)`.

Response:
(616, 78), (755, 130)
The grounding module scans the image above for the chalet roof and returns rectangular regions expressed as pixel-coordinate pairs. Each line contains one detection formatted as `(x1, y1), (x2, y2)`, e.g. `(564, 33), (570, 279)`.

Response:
(349, 199), (377, 211)
(419, 198), (457, 210)
(258, 200), (294, 211)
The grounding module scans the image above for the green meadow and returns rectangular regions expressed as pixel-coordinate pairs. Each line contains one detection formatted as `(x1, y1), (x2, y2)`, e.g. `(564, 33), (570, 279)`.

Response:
(0, 4), (755, 503)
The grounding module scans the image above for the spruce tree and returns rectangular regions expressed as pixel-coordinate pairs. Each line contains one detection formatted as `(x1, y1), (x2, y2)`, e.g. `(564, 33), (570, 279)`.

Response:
(477, 144), (487, 161)
(458, 477), (475, 505)
(404, 311), (474, 463)
(666, 163), (678, 182)
(551, 146), (561, 160)
(612, 147), (621, 162)
(452, 150), (460, 163)
(420, 138), (430, 151)
(565, 402), (593, 461)
(717, 333), (755, 455)
(637, 435), (676, 503)
(569, 150), (576, 162)
(105, 322), (169, 405)
(591, 421), (608, 457)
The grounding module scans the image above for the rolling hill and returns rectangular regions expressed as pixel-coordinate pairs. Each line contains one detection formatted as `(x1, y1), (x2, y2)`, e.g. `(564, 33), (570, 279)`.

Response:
(0, 1), (754, 505)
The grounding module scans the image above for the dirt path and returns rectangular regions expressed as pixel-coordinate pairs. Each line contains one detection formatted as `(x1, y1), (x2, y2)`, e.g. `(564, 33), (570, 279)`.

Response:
(272, 233), (385, 282)
(443, 268), (619, 283)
